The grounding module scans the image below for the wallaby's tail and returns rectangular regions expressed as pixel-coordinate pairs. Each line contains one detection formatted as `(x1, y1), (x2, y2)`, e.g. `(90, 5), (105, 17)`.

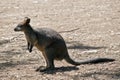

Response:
(65, 55), (115, 66)
(65, 55), (81, 65)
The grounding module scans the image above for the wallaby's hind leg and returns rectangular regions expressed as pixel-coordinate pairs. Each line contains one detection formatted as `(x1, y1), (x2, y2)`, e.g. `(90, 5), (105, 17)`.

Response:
(36, 47), (55, 72)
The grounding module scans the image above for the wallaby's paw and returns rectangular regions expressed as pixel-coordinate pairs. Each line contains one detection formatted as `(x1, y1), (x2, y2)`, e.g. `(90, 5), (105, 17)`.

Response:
(29, 49), (32, 53)
(27, 48), (32, 53)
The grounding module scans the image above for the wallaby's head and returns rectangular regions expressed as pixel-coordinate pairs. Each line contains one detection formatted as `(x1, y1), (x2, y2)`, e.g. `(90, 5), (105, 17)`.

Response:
(14, 17), (31, 32)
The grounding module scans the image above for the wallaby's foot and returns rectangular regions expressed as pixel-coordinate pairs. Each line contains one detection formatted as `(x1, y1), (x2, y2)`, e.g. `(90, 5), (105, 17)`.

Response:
(26, 47), (32, 53)
(36, 66), (54, 72)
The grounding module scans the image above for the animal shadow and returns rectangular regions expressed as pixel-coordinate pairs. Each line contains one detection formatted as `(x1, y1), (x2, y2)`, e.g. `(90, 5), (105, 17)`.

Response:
(0, 39), (10, 46)
(0, 61), (17, 70)
(66, 41), (106, 50)
(40, 66), (79, 74)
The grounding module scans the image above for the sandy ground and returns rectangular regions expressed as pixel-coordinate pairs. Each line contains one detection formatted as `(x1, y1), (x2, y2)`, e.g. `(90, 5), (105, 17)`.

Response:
(0, 0), (120, 80)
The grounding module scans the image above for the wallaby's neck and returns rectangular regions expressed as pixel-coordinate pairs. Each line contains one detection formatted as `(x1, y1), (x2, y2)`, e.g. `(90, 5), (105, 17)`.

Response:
(24, 24), (35, 35)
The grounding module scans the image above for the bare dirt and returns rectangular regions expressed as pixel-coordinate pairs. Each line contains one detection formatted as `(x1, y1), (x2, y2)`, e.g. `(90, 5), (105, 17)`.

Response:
(0, 0), (120, 80)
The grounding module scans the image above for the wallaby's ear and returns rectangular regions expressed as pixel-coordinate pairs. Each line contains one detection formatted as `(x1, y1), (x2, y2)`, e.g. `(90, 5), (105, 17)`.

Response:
(24, 17), (30, 24)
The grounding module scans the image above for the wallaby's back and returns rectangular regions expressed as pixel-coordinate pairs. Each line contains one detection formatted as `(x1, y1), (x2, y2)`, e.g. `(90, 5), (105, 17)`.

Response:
(34, 28), (67, 51)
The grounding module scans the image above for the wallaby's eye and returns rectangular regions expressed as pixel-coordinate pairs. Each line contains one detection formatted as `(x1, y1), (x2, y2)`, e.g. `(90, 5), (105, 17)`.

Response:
(17, 24), (22, 29)
(17, 24), (23, 27)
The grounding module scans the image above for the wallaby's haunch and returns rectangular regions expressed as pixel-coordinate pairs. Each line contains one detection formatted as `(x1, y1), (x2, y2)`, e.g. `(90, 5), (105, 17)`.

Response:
(14, 17), (115, 72)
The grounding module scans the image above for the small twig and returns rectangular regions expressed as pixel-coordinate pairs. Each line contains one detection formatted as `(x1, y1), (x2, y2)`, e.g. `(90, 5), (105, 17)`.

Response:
(59, 28), (80, 33)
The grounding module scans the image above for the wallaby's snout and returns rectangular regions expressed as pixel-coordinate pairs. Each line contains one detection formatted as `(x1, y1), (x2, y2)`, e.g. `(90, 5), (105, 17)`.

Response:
(14, 25), (22, 31)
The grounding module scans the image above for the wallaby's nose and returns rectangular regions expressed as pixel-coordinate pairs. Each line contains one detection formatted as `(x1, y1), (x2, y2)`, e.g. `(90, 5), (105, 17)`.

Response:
(14, 27), (19, 31)
(14, 28), (17, 31)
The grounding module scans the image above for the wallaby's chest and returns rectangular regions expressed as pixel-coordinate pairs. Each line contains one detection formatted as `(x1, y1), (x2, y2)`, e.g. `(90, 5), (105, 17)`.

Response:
(25, 32), (37, 45)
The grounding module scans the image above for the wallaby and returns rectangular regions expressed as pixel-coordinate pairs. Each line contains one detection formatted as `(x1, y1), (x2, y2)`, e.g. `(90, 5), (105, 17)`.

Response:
(14, 17), (115, 72)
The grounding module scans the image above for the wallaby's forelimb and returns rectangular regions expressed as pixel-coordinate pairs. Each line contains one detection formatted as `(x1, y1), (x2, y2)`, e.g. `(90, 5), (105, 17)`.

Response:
(27, 42), (33, 52)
